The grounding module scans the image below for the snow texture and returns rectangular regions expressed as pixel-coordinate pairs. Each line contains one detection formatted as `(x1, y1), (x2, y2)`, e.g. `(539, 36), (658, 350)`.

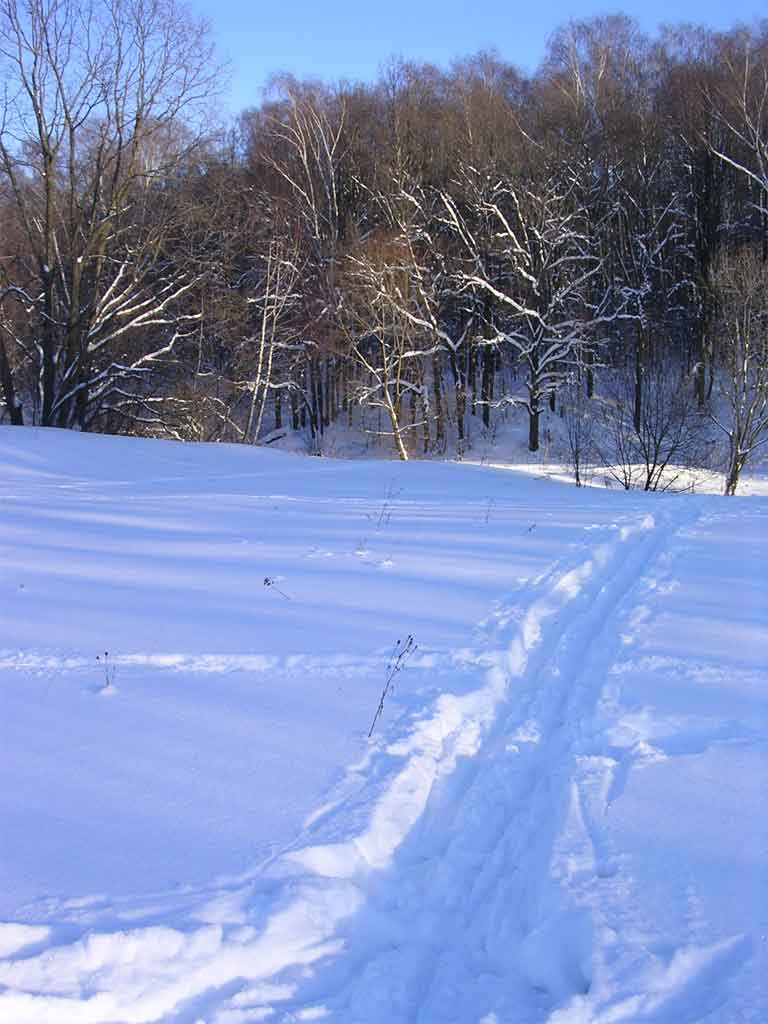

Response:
(0, 426), (765, 1023)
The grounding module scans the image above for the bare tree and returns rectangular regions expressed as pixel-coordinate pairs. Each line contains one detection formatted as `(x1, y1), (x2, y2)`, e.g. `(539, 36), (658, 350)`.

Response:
(708, 27), (768, 207)
(561, 376), (597, 486)
(0, 0), (220, 428)
(442, 163), (611, 451)
(710, 247), (768, 495)
(342, 234), (427, 461)
(238, 238), (303, 444)
(611, 139), (687, 433)
(595, 357), (704, 491)
(249, 79), (351, 318)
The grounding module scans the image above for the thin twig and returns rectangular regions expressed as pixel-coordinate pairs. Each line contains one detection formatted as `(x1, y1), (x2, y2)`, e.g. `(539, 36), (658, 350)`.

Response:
(264, 576), (291, 600)
(368, 635), (417, 738)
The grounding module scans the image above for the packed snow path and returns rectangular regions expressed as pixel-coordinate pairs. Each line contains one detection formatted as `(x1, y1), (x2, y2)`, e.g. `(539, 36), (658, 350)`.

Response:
(0, 429), (765, 1023)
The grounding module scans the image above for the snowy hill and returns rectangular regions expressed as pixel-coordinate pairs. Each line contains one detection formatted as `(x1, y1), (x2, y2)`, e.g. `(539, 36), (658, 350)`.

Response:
(0, 427), (766, 1023)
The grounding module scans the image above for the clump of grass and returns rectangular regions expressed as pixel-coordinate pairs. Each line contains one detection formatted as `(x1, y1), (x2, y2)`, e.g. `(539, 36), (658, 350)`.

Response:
(367, 480), (403, 530)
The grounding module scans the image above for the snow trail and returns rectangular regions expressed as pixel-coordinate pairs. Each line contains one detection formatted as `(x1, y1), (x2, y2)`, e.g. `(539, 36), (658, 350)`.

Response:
(202, 504), (714, 1024)
(274, 507), (706, 1024)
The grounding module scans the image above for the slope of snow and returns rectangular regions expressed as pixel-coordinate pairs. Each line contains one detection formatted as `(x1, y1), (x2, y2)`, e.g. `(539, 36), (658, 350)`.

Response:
(0, 426), (765, 1023)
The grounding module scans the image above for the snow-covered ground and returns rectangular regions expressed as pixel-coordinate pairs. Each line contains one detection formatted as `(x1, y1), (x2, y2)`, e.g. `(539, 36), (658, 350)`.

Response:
(0, 426), (765, 1023)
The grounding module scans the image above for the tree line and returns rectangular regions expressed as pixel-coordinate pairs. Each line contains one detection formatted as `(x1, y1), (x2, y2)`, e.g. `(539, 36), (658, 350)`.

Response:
(1, 1), (766, 492)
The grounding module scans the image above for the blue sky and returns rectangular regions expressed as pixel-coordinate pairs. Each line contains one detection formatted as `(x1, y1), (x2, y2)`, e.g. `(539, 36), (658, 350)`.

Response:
(189, 0), (766, 112)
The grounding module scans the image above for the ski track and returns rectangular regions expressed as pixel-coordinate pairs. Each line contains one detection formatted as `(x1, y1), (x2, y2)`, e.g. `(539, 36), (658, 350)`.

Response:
(274, 503), (709, 1024)
(0, 498), (757, 1024)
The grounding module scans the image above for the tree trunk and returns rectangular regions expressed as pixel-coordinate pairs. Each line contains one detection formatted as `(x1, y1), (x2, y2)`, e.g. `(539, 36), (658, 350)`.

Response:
(431, 351), (444, 450)
(724, 447), (743, 496)
(450, 350), (465, 443)
(0, 337), (23, 425)
(634, 324), (645, 434)
(329, 358), (338, 423)
(469, 343), (477, 415)
(305, 361), (316, 437)
(322, 358), (331, 428)
(313, 361), (324, 436)
(481, 346), (494, 429)
(529, 401), (540, 452)
(387, 392), (409, 461)
(528, 351), (540, 452)
(695, 310), (711, 408)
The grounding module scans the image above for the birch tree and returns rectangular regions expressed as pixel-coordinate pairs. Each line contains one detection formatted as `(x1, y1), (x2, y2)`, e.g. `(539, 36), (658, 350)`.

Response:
(342, 234), (428, 461)
(343, 178), (462, 459)
(238, 239), (303, 444)
(708, 27), (768, 210)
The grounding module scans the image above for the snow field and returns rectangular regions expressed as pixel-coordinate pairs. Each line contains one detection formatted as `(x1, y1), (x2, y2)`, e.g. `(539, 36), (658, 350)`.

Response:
(0, 427), (765, 1022)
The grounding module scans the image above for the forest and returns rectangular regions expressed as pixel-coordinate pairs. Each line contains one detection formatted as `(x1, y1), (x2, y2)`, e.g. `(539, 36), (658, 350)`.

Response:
(0, 0), (767, 492)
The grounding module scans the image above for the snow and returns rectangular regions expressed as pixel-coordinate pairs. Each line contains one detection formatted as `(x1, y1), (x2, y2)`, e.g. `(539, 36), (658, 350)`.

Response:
(0, 426), (766, 1023)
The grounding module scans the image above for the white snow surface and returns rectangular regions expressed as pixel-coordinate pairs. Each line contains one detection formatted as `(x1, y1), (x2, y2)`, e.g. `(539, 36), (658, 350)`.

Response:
(0, 426), (766, 1023)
